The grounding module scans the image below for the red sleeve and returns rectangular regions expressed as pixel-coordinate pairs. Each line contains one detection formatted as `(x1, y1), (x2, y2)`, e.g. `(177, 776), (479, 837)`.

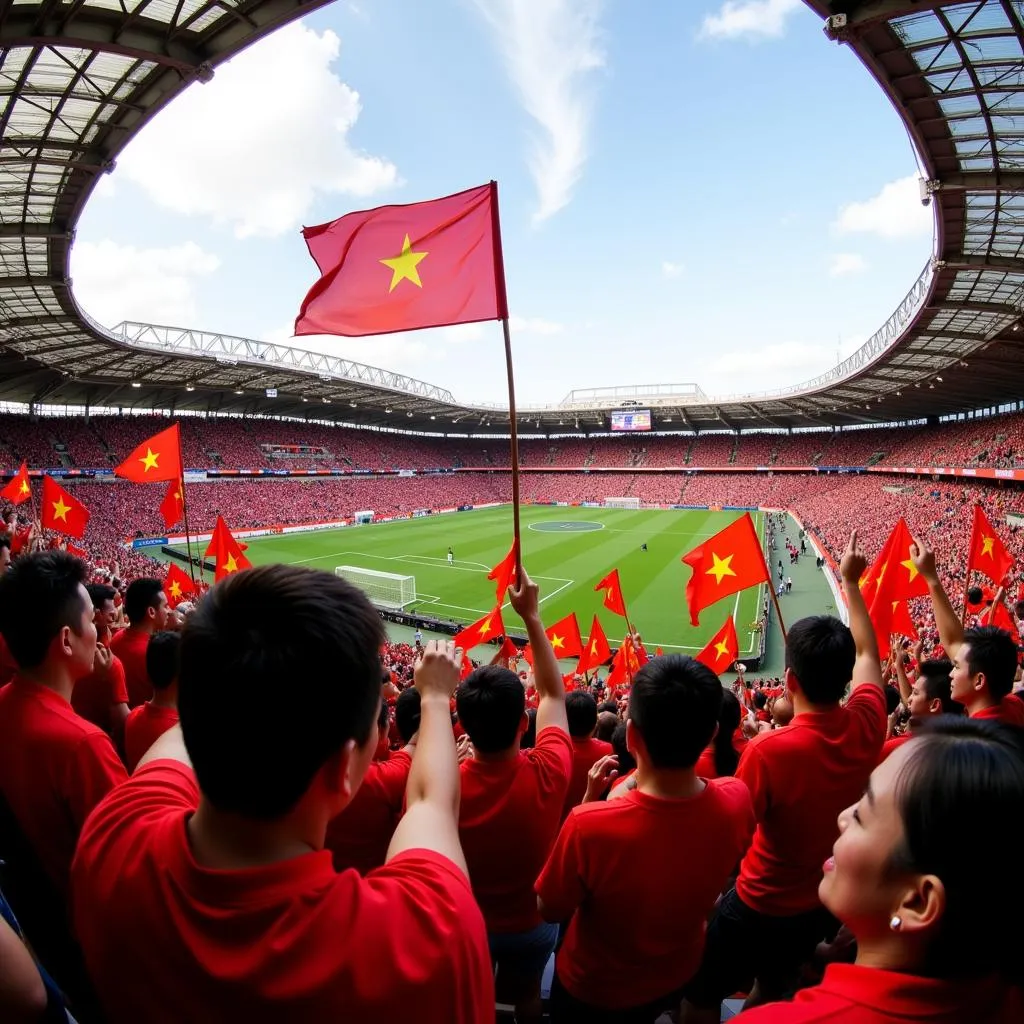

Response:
(735, 741), (770, 822)
(64, 731), (129, 830)
(373, 751), (412, 811)
(534, 813), (585, 921)
(109, 656), (128, 705)
(526, 726), (574, 799)
(845, 686), (887, 753)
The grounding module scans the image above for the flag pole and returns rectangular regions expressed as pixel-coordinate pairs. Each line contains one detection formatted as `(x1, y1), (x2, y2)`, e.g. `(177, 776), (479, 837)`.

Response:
(175, 430), (199, 586)
(751, 512), (788, 642)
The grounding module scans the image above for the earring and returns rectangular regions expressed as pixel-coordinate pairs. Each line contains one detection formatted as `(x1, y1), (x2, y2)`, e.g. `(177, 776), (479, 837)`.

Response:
(890, 916), (902, 931)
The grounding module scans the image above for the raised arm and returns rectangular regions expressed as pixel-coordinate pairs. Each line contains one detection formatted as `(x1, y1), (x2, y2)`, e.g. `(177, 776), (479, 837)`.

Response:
(509, 570), (567, 737)
(387, 640), (466, 872)
(910, 534), (964, 661)
(840, 531), (883, 692)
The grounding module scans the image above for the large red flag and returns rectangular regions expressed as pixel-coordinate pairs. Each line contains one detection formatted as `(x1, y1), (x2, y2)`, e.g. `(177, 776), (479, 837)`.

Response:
(523, 612), (583, 666)
(967, 505), (1013, 586)
(41, 476), (89, 539)
(487, 543), (517, 605)
(578, 616), (612, 675)
(453, 606), (506, 652)
(696, 615), (740, 675)
(295, 183), (507, 337)
(0, 462), (31, 506)
(681, 513), (770, 626)
(165, 563), (197, 609)
(595, 569), (628, 618)
(861, 519), (929, 658)
(204, 515), (252, 582)
(114, 424), (182, 484)
(159, 477), (184, 531)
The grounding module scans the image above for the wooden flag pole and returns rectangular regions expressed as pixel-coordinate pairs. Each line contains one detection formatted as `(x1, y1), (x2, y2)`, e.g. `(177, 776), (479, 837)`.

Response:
(175, 433), (199, 586)
(753, 513), (788, 642)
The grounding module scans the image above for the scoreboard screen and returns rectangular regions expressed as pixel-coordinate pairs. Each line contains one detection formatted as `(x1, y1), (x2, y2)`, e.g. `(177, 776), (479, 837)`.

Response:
(609, 409), (652, 432)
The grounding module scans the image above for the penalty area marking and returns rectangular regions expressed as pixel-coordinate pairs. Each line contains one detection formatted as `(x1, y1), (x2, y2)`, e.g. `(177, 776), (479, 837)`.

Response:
(528, 520), (605, 534)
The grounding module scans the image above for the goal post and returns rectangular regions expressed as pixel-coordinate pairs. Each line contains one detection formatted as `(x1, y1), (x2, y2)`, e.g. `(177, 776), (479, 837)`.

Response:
(334, 566), (416, 610)
(604, 496), (640, 509)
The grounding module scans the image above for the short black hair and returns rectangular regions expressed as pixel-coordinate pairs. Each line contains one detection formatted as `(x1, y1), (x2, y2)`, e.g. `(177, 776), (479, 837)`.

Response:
(890, 718), (1024, 982)
(394, 687), (421, 744)
(146, 631), (180, 691)
(785, 615), (856, 704)
(0, 551), (89, 669)
(0, 535), (10, 553)
(610, 721), (636, 775)
(885, 684), (902, 716)
(124, 578), (164, 625)
(967, 585), (984, 606)
(962, 625), (1019, 700)
(595, 710), (618, 743)
(596, 700), (618, 715)
(520, 707), (538, 749)
(711, 689), (742, 777)
(456, 665), (525, 753)
(85, 582), (116, 609)
(376, 701), (389, 733)
(178, 564), (385, 820)
(627, 654), (722, 769)
(918, 659), (960, 715)
(565, 691), (599, 738)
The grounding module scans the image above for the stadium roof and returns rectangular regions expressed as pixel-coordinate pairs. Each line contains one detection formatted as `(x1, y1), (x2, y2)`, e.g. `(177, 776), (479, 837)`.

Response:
(1, 0), (1023, 435)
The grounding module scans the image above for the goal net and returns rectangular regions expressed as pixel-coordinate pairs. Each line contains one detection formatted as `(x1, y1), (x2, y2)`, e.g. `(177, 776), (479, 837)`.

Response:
(334, 566), (416, 610)
(604, 496), (640, 509)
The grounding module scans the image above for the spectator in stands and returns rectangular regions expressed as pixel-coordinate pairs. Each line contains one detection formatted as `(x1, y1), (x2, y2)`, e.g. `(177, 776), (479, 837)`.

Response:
(562, 691), (614, 816)
(695, 688), (742, 778)
(124, 631), (181, 772)
(682, 532), (886, 1020)
(0, 552), (127, 899)
(71, 582), (130, 742)
(881, 659), (958, 761)
(110, 577), (168, 708)
(538, 655), (755, 1022)
(738, 719), (1024, 1022)
(456, 571), (573, 1024)
(71, 566), (493, 1023)
(0, 534), (11, 577)
(910, 534), (1024, 726)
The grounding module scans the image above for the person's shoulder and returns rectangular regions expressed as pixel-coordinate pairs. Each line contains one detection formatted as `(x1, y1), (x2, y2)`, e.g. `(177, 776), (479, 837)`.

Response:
(707, 775), (753, 806)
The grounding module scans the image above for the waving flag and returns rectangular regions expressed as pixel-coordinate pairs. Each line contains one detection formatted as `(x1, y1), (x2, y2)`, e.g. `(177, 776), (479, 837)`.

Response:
(204, 516), (251, 582)
(0, 462), (31, 506)
(967, 505), (1013, 586)
(114, 424), (182, 484)
(159, 478), (185, 531)
(487, 542), (517, 605)
(165, 563), (197, 609)
(41, 476), (90, 539)
(577, 616), (612, 675)
(696, 615), (740, 675)
(595, 569), (628, 618)
(453, 606), (506, 652)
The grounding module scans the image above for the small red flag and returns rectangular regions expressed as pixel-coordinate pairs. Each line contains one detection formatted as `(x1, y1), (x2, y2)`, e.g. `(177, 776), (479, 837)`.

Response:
(204, 515), (252, 582)
(495, 635), (519, 667)
(696, 616), (740, 674)
(595, 569), (628, 618)
(578, 616), (612, 675)
(114, 424), (182, 484)
(967, 505), (1014, 586)
(607, 634), (645, 688)
(165, 563), (197, 609)
(681, 513), (770, 626)
(523, 612), (583, 667)
(453, 606), (506, 652)
(295, 183), (507, 338)
(41, 476), (90, 539)
(0, 462), (31, 506)
(66, 542), (88, 561)
(487, 543), (517, 605)
(159, 477), (185, 531)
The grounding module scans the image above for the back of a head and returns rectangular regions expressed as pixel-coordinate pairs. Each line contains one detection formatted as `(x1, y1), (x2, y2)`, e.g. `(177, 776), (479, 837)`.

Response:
(455, 664), (525, 754)
(520, 707), (538, 749)
(86, 582), (116, 610)
(963, 625), (1018, 700)
(884, 684), (902, 716)
(145, 631), (180, 691)
(919, 659), (959, 714)
(610, 721), (636, 775)
(595, 710), (618, 743)
(0, 551), (89, 670)
(394, 687), (422, 744)
(627, 655), (722, 769)
(712, 689), (742, 777)
(124, 577), (163, 626)
(178, 565), (384, 820)
(892, 718), (1024, 981)
(785, 615), (855, 704)
(565, 691), (598, 739)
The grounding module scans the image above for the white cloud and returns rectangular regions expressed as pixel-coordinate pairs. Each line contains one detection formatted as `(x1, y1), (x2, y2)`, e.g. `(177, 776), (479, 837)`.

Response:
(470, 0), (605, 224)
(661, 260), (685, 279)
(70, 240), (220, 327)
(509, 315), (564, 335)
(699, 0), (803, 40)
(828, 252), (867, 277)
(833, 174), (933, 240)
(113, 23), (398, 238)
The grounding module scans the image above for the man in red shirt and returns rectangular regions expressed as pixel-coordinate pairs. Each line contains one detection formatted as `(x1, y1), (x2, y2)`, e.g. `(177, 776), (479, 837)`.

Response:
(909, 535), (1024, 727)
(561, 691), (614, 817)
(880, 657), (957, 761)
(124, 631), (180, 772)
(71, 582), (130, 743)
(537, 654), (755, 1021)
(456, 571), (573, 1024)
(110, 577), (168, 708)
(682, 532), (886, 1021)
(71, 563), (492, 1023)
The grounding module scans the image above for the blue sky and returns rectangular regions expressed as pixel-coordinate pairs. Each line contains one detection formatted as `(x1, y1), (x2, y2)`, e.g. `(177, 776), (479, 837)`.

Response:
(72, 0), (934, 407)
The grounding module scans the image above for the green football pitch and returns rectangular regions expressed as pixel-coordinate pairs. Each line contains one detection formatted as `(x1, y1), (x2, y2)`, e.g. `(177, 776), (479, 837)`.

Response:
(196, 505), (769, 658)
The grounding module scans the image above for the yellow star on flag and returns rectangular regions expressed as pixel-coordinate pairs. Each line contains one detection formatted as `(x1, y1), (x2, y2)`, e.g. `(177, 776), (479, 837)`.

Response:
(550, 633), (565, 650)
(17, 479), (29, 495)
(51, 496), (70, 522)
(169, 580), (182, 600)
(222, 553), (239, 575)
(139, 447), (160, 473)
(478, 615), (493, 638)
(380, 234), (428, 293)
(875, 564), (887, 589)
(900, 558), (919, 582)
(705, 552), (737, 585)
(714, 639), (731, 661)
(590, 640), (599, 656)
(981, 535), (995, 557)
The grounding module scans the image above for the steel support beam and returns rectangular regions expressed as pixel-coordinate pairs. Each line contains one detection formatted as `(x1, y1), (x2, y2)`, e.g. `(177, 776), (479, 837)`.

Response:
(935, 255), (1024, 274)
(926, 171), (1024, 193)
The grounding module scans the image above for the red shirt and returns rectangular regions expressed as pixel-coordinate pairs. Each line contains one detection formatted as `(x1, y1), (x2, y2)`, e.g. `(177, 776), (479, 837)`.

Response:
(536, 778), (754, 1009)
(325, 751), (412, 874)
(0, 677), (127, 895)
(110, 628), (152, 708)
(563, 735), (614, 816)
(72, 654), (129, 733)
(124, 703), (180, 773)
(973, 695), (1024, 727)
(736, 686), (886, 915)
(459, 726), (573, 933)
(0, 633), (17, 688)
(736, 963), (1023, 1022)
(70, 760), (494, 1024)
(695, 745), (719, 778)
(878, 733), (912, 763)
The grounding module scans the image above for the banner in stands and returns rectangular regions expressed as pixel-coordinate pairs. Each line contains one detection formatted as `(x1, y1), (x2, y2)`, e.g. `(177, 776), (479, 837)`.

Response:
(132, 537), (168, 549)
(871, 465), (1024, 481)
